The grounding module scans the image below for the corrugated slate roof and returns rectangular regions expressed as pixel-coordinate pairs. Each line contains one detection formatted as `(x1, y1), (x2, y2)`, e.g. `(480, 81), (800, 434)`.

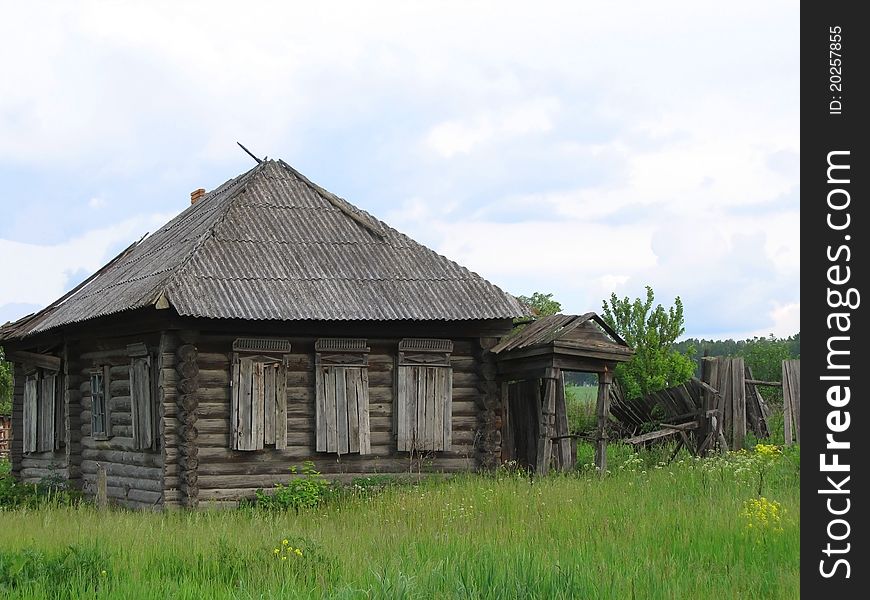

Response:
(2, 160), (526, 338)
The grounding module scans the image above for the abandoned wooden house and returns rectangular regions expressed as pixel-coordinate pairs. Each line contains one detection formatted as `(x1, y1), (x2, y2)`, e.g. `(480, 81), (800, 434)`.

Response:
(0, 159), (631, 509)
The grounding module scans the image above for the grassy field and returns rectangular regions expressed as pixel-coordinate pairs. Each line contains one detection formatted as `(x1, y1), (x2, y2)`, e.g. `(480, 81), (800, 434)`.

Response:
(0, 443), (799, 599)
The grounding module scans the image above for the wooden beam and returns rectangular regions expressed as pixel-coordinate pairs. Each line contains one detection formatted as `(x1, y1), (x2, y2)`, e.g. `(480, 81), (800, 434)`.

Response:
(746, 379), (782, 387)
(6, 350), (61, 371)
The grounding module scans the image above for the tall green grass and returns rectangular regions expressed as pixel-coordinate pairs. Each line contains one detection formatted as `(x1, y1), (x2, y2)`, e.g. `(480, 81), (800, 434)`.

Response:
(0, 444), (799, 599)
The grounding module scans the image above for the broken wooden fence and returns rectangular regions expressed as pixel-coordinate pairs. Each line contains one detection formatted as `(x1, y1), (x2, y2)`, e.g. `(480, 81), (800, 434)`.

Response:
(782, 359), (800, 445)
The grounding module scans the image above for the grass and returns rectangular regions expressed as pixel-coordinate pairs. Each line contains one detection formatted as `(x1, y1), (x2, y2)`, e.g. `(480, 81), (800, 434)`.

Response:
(564, 383), (598, 433)
(0, 443), (799, 599)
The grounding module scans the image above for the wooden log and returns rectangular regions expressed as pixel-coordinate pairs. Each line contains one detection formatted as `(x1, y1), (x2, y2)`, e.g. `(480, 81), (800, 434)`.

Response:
(96, 465), (108, 510)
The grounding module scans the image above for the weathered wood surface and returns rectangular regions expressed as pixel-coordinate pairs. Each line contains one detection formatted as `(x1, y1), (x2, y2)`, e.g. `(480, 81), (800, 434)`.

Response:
(594, 370), (612, 473)
(157, 337), (483, 505)
(397, 365), (452, 452)
(782, 359), (800, 445)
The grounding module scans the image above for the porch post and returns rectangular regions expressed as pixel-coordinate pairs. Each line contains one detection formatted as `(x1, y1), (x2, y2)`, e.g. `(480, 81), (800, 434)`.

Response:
(594, 368), (613, 473)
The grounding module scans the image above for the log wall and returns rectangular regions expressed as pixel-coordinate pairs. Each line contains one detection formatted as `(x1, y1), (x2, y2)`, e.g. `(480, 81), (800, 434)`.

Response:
(162, 333), (497, 506)
(76, 334), (164, 509)
(11, 360), (69, 484)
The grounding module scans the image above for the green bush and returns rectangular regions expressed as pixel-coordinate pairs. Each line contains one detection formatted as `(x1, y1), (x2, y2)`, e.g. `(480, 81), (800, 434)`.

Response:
(0, 471), (82, 510)
(255, 461), (330, 513)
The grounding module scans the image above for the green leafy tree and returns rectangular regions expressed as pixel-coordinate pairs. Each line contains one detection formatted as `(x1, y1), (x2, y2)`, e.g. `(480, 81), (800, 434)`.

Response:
(601, 286), (696, 399)
(516, 292), (562, 318)
(0, 347), (12, 415)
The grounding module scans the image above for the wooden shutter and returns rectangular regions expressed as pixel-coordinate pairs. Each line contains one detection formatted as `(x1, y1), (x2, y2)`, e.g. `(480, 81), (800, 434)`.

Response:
(230, 338), (290, 451)
(397, 339), (453, 452)
(315, 339), (371, 455)
(37, 371), (56, 452)
(128, 343), (154, 450)
(23, 373), (38, 454)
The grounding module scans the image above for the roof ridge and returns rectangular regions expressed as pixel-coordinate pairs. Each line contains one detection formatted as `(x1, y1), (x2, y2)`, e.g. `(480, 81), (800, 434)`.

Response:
(160, 162), (266, 307)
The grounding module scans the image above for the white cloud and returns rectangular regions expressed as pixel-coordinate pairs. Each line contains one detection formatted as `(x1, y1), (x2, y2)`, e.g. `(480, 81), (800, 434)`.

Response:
(0, 1), (798, 338)
(0, 212), (174, 315)
(425, 98), (560, 158)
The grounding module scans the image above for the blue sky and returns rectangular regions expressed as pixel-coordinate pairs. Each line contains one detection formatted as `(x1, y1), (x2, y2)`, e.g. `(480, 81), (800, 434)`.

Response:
(0, 1), (799, 339)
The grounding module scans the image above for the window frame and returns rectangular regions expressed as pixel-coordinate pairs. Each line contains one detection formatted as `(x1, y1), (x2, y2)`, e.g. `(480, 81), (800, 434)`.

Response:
(90, 366), (111, 440)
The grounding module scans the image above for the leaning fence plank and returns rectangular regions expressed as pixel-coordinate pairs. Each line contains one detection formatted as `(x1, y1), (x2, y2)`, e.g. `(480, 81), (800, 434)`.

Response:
(782, 359), (801, 445)
(730, 357), (746, 450)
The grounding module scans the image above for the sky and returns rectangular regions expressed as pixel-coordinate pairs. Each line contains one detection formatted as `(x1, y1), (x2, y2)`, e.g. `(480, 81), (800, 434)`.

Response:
(0, 1), (799, 340)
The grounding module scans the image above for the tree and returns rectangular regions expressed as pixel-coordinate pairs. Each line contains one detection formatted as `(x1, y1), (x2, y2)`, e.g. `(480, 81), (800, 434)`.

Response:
(0, 347), (12, 415)
(516, 292), (562, 318)
(601, 286), (695, 399)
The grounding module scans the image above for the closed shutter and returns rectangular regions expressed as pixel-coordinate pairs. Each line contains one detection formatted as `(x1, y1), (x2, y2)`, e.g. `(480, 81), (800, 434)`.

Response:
(128, 343), (154, 450)
(23, 373), (38, 454)
(230, 338), (290, 451)
(397, 339), (453, 452)
(37, 371), (56, 452)
(315, 339), (371, 455)
(23, 368), (60, 454)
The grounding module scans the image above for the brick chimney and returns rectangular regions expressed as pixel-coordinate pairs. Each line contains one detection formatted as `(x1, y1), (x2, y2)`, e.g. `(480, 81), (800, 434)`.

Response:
(190, 188), (206, 205)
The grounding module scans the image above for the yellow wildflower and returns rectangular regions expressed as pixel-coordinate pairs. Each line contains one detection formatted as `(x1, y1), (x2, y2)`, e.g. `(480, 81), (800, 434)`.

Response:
(295, 548), (303, 556)
(282, 539), (289, 545)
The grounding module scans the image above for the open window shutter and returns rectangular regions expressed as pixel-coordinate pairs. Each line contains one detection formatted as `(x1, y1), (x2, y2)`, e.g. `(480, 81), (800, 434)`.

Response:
(128, 344), (153, 450)
(37, 370), (57, 452)
(23, 373), (38, 454)
(315, 339), (371, 455)
(230, 339), (290, 451)
(397, 339), (453, 452)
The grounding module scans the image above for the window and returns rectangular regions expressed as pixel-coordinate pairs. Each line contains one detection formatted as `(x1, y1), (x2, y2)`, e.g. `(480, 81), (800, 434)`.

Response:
(396, 339), (453, 452)
(22, 367), (62, 453)
(230, 338), (290, 451)
(90, 368), (110, 439)
(315, 338), (371, 455)
(128, 343), (155, 450)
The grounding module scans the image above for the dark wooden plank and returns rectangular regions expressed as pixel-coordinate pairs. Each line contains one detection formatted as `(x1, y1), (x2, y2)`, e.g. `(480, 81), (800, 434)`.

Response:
(238, 358), (253, 450)
(275, 359), (287, 450)
(443, 367), (452, 451)
(358, 368), (371, 454)
(264, 364), (276, 445)
(432, 366), (444, 451)
(230, 354), (240, 450)
(396, 366), (407, 451)
(335, 367), (349, 455)
(324, 368), (338, 452)
(346, 368), (360, 454)
(315, 360), (326, 452)
(425, 367), (437, 451)
(731, 357), (745, 450)
(253, 361), (265, 450)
